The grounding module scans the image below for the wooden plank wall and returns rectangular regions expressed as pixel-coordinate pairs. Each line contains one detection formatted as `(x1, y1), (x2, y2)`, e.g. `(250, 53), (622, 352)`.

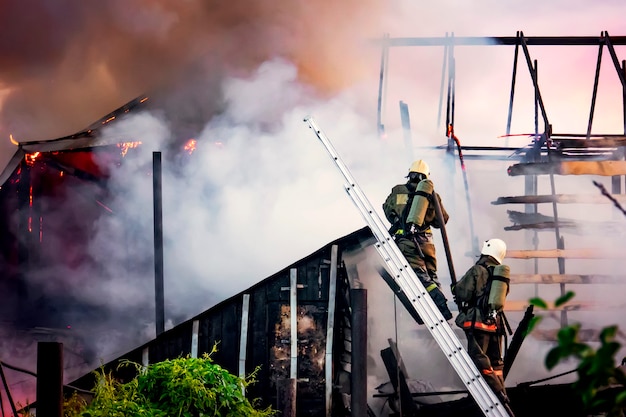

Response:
(65, 232), (361, 417)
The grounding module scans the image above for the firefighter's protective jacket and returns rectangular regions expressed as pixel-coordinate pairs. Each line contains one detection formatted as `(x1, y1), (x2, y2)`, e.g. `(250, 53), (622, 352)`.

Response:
(383, 182), (449, 232)
(454, 255), (501, 333)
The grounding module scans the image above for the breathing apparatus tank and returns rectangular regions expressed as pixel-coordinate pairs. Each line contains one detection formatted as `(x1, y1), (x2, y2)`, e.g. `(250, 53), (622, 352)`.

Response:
(406, 179), (434, 226)
(488, 264), (510, 311)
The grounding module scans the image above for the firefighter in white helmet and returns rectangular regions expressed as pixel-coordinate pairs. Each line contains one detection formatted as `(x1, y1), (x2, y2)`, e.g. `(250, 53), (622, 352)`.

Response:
(383, 159), (452, 320)
(453, 238), (514, 416)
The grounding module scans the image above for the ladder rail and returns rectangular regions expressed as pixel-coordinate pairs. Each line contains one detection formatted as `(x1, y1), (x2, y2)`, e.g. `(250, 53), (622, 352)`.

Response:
(304, 117), (510, 417)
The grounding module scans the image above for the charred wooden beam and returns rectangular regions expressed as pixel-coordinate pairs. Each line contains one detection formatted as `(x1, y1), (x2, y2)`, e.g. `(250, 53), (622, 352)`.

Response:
(551, 137), (626, 148)
(508, 160), (626, 176)
(502, 222), (624, 233)
(504, 222), (576, 232)
(493, 194), (626, 204)
(507, 210), (574, 226)
(504, 210), (622, 234)
(504, 305), (534, 380)
(509, 274), (623, 284)
(384, 35), (626, 47)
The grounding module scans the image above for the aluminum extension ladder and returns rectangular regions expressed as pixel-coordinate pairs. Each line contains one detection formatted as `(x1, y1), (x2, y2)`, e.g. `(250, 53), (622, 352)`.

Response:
(304, 117), (510, 417)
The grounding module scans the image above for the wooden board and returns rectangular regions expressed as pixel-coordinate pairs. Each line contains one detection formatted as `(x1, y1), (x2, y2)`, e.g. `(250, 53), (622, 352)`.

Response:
(551, 137), (626, 148)
(507, 160), (626, 176)
(509, 274), (625, 284)
(492, 194), (626, 205)
(503, 210), (622, 235)
(506, 248), (625, 259)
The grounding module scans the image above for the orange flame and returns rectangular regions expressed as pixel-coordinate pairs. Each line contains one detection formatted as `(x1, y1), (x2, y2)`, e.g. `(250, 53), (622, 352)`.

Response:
(9, 134), (19, 145)
(25, 152), (40, 166)
(117, 141), (142, 157)
(184, 139), (197, 154)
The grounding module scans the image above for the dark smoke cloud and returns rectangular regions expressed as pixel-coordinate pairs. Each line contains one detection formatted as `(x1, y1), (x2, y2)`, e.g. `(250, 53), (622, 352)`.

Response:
(0, 0), (383, 143)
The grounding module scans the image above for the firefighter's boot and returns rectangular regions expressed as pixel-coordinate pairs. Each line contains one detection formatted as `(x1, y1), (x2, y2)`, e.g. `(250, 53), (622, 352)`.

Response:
(427, 285), (453, 320)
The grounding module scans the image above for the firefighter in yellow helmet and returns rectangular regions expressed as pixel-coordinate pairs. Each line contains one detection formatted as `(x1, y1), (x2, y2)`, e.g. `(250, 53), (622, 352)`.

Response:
(453, 238), (514, 416)
(383, 159), (452, 320)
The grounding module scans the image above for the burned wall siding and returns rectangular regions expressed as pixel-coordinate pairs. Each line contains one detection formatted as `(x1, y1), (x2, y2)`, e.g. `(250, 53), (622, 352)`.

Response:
(65, 228), (374, 415)
(265, 249), (335, 416)
(202, 301), (241, 373)
(150, 321), (193, 362)
(245, 286), (270, 403)
(296, 304), (329, 416)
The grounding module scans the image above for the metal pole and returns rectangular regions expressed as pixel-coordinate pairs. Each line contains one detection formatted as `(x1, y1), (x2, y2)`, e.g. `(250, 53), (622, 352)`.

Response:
(153, 151), (165, 336)
(519, 32), (550, 131)
(350, 289), (367, 417)
(450, 54), (456, 129)
(615, 60), (626, 199)
(623, 60), (626, 133)
(587, 39), (604, 138)
(603, 31), (626, 88)
(437, 33), (449, 129)
(431, 190), (457, 285)
(617, 60), (626, 194)
(445, 35), (454, 140)
(505, 32), (520, 145)
(36, 342), (63, 417)
(399, 101), (414, 162)
(377, 33), (390, 138)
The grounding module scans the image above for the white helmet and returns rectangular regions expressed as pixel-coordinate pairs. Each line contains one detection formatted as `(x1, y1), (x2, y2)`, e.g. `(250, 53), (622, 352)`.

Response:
(481, 238), (507, 264)
(408, 160), (430, 178)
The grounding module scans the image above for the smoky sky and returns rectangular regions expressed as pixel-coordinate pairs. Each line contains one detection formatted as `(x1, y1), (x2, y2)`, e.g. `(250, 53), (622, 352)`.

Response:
(0, 0), (383, 145)
(2, 0), (626, 411)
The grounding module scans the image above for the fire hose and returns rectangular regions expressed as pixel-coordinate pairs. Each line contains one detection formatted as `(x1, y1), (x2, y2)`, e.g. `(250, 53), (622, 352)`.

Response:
(447, 124), (479, 255)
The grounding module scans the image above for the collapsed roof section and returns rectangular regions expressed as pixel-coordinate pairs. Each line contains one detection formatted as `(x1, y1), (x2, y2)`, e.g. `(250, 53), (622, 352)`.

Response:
(0, 95), (150, 187)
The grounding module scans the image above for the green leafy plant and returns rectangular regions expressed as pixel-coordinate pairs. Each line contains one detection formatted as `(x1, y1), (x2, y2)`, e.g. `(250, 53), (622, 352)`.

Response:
(65, 347), (275, 417)
(527, 291), (626, 416)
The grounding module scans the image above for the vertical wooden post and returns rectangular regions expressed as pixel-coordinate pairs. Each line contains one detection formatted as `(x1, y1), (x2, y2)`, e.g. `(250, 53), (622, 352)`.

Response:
(191, 320), (199, 358)
(351, 289), (367, 417)
(239, 293), (251, 394)
(36, 342), (63, 417)
(325, 245), (338, 417)
(153, 151), (165, 336)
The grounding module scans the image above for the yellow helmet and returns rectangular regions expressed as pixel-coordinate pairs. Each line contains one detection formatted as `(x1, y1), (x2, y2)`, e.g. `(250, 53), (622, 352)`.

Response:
(408, 160), (430, 178)
(481, 239), (507, 264)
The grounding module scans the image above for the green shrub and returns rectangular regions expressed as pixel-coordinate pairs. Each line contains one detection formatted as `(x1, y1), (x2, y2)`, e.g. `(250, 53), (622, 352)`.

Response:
(528, 292), (626, 416)
(65, 350), (275, 417)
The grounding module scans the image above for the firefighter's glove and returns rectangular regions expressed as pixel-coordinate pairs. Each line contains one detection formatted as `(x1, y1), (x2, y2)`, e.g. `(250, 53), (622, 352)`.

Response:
(428, 286), (453, 321)
(485, 310), (498, 325)
(450, 284), (458, 305)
